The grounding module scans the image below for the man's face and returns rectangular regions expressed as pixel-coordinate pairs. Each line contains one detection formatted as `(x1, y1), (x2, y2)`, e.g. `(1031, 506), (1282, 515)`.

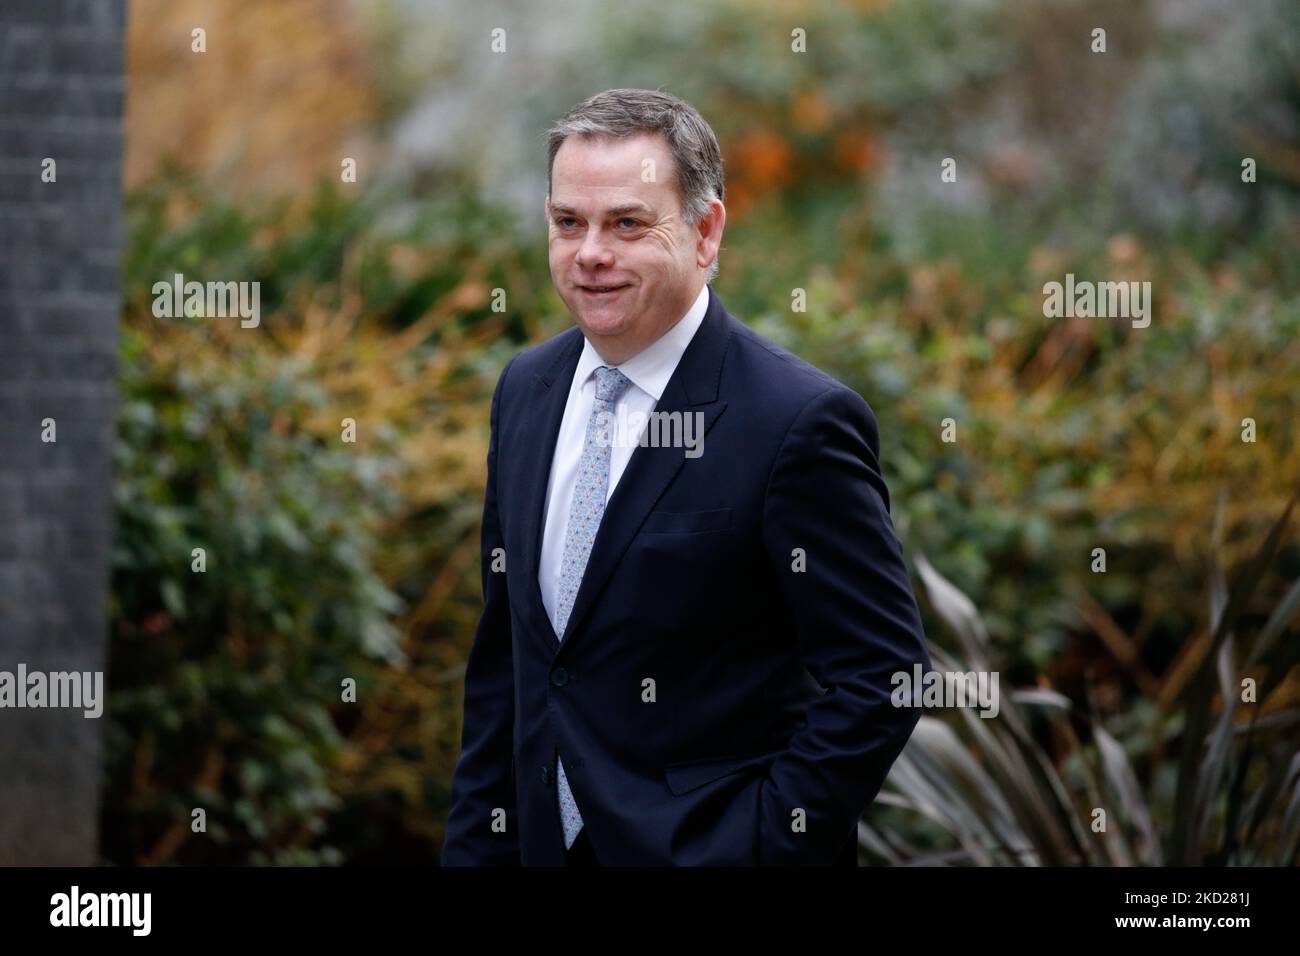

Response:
(546, 132), (723, 363)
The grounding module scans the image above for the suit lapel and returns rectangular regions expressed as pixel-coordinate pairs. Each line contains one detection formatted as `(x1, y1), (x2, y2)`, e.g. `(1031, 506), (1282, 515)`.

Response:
(518, 330), (583, 657)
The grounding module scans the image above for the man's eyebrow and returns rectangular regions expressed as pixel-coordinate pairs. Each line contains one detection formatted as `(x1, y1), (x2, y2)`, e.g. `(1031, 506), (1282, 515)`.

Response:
(549, 203), (654, 219)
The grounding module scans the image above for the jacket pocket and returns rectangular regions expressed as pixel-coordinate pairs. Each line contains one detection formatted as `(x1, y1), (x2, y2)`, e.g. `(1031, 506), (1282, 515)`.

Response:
(664, 746), (784, 796)
(640, 507), (732, 535)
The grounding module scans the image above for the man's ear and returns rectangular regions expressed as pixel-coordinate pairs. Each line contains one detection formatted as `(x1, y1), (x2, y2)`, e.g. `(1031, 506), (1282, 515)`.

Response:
(696, 199), (726, 269)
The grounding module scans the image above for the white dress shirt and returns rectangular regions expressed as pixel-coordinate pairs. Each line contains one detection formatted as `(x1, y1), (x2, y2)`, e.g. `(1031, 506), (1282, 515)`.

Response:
(538, 282), (710, 635)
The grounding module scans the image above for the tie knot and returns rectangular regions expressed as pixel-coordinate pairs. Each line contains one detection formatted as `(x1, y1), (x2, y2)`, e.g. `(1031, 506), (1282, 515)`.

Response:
(594, 365), (632, 404)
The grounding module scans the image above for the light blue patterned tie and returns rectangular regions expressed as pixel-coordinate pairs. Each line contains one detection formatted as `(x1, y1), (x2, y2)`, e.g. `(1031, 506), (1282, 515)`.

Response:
(554, 364), (633, 849)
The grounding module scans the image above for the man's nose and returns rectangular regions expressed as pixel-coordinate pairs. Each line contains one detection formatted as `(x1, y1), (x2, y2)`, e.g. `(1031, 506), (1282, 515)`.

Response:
(575, 227), (614, 269)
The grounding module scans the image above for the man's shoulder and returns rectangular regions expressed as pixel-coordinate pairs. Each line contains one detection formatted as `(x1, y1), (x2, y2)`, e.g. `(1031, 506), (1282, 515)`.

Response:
(721, 312), (870, 421)
(491, 304), (870, 424)
(496, 324), (583, 391)
(720, 311), (883, 470)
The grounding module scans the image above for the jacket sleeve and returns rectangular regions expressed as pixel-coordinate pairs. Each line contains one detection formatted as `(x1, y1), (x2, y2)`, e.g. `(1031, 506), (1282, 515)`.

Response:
(440, 355), (521, 866)
(756, 384), (930, 865)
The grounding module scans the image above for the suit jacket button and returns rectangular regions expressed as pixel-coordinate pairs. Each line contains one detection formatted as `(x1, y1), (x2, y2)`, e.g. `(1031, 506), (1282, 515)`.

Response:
(541, 766), (551, 786)
(551, 667), (569, 687)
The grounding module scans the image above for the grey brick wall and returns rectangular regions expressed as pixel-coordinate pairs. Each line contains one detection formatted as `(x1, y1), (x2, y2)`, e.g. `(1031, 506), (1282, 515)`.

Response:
(0, 0), (125, 865)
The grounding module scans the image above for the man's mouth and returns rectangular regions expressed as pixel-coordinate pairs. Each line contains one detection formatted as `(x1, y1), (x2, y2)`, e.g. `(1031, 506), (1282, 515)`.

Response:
(579, 284), (630, 297)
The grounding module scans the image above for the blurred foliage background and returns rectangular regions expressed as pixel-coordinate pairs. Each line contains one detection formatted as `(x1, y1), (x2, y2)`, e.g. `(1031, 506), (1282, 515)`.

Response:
(104, 0), (1300, 864)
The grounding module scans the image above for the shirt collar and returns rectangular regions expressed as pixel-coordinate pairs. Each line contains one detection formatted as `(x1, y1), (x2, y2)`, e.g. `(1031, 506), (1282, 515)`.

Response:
(572, 283), (710, 402)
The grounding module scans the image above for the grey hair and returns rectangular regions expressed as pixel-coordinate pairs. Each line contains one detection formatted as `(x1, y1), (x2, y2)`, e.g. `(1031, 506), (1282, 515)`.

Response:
(545, 88), (725, 283)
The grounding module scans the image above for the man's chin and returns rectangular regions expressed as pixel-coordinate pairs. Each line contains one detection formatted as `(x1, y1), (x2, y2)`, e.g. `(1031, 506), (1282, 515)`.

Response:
(574, 309), (633, 338)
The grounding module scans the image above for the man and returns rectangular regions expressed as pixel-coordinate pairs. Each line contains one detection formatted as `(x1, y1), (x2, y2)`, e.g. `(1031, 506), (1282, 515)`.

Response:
(441, 88), (930, 867)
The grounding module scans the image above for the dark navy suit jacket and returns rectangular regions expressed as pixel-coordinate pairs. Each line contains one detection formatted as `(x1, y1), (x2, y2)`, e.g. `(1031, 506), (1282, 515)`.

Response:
(441, 285), (930, 866)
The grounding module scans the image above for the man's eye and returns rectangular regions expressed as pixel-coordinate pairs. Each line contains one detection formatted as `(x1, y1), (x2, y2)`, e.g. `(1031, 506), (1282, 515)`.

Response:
(617, 217), (640, 228)
(557, 217), (578, 228)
